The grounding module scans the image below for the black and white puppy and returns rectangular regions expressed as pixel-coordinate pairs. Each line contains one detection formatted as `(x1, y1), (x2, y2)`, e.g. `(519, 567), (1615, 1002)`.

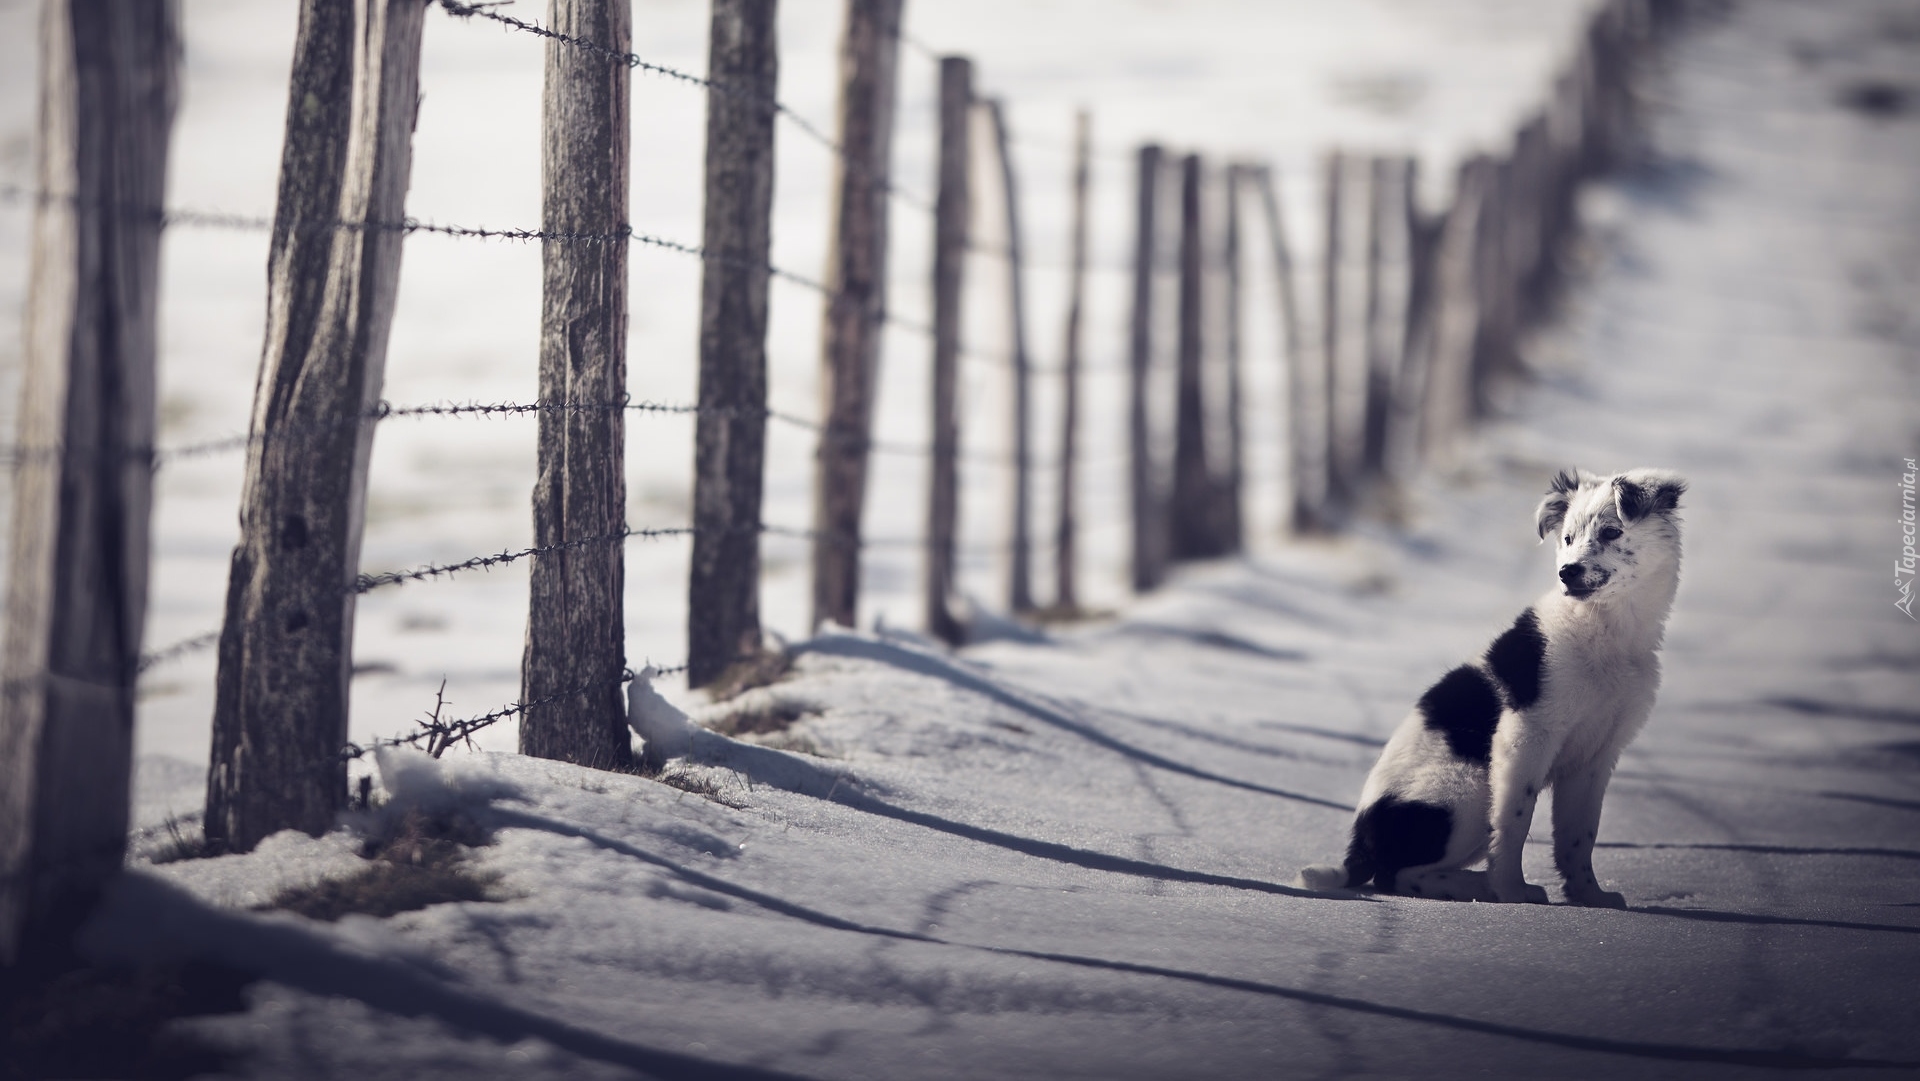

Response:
(1300, 468), (1685, 907)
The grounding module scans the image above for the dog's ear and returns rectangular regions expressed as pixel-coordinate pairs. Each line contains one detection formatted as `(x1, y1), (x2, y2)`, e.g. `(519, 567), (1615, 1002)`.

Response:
(1614, 469), (1686, 523)
(1535, 469), (1580, 540)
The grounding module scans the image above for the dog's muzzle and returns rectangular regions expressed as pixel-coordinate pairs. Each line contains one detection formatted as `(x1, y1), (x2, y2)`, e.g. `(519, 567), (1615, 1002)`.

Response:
(1559, 562), (1607, 598)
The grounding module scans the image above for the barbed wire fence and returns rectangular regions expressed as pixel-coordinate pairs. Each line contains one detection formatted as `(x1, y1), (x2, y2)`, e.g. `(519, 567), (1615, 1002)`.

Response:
(0, 0), (1675, 857)
(0, 0), (1112, 711)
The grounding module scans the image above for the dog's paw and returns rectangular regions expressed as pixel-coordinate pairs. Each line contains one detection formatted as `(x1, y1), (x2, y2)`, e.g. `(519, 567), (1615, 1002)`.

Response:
(1567, 889), (1627, 910)
(1491, 881), (1549, 904)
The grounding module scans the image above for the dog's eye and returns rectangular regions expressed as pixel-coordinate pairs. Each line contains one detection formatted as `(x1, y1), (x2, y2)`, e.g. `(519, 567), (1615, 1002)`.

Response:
(1562, 533), (1572, 545)
(1599, 526), (1622, 543)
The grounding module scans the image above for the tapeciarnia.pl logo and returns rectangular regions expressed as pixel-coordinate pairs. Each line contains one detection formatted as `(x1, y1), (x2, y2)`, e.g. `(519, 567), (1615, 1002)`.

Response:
(1899, 457), (1917, 620)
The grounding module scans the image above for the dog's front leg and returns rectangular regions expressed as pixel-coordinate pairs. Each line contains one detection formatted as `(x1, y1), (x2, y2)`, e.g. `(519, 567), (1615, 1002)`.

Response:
(1487, 723), (1556, 904)
(1552, 757), (1627, 908)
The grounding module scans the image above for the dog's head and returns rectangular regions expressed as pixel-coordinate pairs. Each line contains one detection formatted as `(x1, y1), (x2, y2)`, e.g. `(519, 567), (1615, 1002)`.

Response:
(1535, 468), (1685, 601)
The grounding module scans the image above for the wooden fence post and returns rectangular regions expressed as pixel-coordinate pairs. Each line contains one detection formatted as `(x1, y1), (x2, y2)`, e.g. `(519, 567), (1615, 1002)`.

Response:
(811, 0), (903, 630)
(1251, 166), (1317, 535)
(1360, 155), (1392, 478)
(1170, 153), (1211, 561)
(1127, 144), (1164, 591)
(1509, 115), (1550, 319)
(1052, 109), (1090, 612)
(985, 99), (1034, 613)
(1319, 151), (1344, 517)
(687, 0), (777, 689)
(206, 0), (425, 852)
(1323, 150), (1377, 520)
(1216, 162), (1245, 554)
(1386, 156), (1436, 481)
(1584, 4), (1626, 174)
(1420, 156), (1489, 461)
(521, 0), (632, 769)
(1, 0), (178, 965)
(925, 56), (970, 646)
(1468, 155), (1516, 417)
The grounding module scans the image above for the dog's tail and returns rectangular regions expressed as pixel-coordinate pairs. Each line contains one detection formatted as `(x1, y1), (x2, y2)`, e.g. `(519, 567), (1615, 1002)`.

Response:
(1296, 828), (1378, 891)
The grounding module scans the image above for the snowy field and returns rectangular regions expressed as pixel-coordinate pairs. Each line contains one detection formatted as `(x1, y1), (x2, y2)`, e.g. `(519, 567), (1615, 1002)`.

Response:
(5, 0), (1920, 1077)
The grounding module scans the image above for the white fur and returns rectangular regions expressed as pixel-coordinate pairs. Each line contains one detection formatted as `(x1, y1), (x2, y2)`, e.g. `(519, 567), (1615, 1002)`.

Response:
(1299, 468), (1685, 907)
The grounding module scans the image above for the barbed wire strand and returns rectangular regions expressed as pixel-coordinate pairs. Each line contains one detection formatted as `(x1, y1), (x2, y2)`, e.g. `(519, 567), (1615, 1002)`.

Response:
(5, 389), (1073, 472)
(432, 0), (934, 214)
(133, 509), (1008, 676)
(0, 186), (1103, 378)
(352, 522), (698, 594)
(136, 631), (223, 675)
(340, 667), (637, 761)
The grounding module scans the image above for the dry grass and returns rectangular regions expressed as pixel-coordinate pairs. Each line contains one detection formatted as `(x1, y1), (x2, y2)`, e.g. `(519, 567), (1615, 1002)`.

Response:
(147, 814), (216, 864)
(703, 698), (814, 738)
(261, 806), (503, 922)
(701, 695), (833, 759)
(1023, 603), (1116, 626)
(641, 764), (750, 809)
(703, 648), (794, 702)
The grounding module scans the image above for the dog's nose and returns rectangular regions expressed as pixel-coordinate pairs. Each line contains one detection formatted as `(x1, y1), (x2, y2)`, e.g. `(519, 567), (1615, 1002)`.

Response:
(1559, 563), (1585, 586)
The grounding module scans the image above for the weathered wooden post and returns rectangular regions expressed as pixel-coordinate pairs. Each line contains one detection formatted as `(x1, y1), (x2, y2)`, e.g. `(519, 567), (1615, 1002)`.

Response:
(688, 0), (777, 689)
(1320, 151), (1350, 516)
(1386, 156), (1436, 481)
(1548, 66), (1586, 192)
(1509, 115), (1550, 319)
(925, 57), (970, 646)
(1573, 20), (1608, 180)
(985, 98), (1034, 613)
(1127, 144), (1164, 591)
(811, 0), (904, 630)
(207, 0), (425, 852)
(1, 0), (178, 965)
(1420, 156), (1489, 461)
(1169, 153), (1212, 562)
(1052, 109), (1090, 612)
(521, 0), (632, 769)
(1468, 155), (1516, 417)
(1216, 162), (1245, 554)
(1360, 155), (1400, 479)
(1584, 3), (1626, 175)
(1252, 165), (1317, 535)
(1320, 152), (1367, 518)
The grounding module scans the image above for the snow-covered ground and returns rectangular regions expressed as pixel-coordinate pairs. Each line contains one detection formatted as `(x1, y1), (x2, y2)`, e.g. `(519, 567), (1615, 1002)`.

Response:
(7, 0), (1920, 1077)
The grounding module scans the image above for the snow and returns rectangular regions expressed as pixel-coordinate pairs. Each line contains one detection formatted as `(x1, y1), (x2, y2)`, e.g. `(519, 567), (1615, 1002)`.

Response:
(628, 667), (699, 767)
(2, 0), (1919, 1076)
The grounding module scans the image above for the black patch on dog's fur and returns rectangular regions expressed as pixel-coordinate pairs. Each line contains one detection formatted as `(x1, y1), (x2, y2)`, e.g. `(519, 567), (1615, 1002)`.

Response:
(1417, 666), (1502, 764)
(1346, 794), (1452, 890)
(1485, 608), (1546, 710)
(1536, 470), (1581, 539)
(1614, 477), (1653, 521)
(1614, 475), (1685, 522)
